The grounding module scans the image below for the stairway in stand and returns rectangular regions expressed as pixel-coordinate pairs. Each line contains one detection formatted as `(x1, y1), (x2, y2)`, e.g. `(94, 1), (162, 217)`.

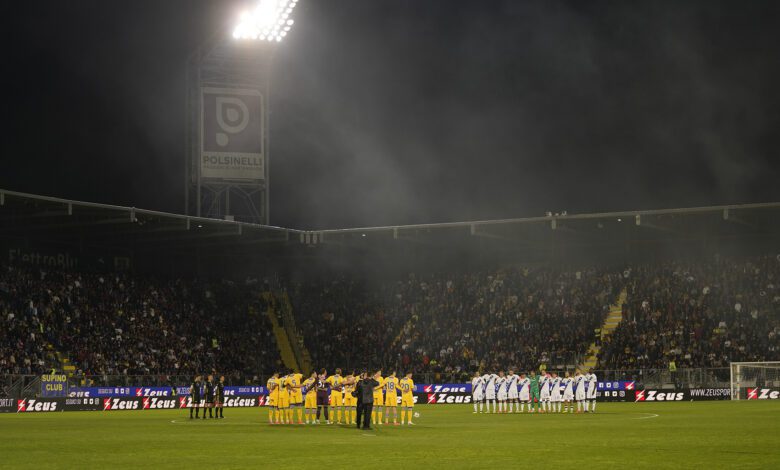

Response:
(277, 291), (312, 375)
(263, 292), (300, 372)
(580, 288), (627, 370)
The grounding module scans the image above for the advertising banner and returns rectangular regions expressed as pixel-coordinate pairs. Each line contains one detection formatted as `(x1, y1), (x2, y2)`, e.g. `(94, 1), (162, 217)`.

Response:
(4, 243), (131, 272)
(68, 387), (135, 398)
(142, 397), (180, 410)
(689, 388), (731, 400)
(416, 392), (472, 405)
(746, 388), (780, 400)
(417, 383), (471, 394)
(102, 397), (144, 411)
(597, 389), (631, 402)
(597, 381), (636, 392)
(68, 385), (266, 398)
(0, 398), (16, 413)
(634, 388), (732, 402)
(63, 397), (103, 411)
(176, 396), (266, 408)
(200, 87), (264, 181)
(6, 398), (64, 413)
(40, 374), (68, 397)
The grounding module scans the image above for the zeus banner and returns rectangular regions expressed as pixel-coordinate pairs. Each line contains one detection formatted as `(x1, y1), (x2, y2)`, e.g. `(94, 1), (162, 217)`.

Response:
(68, 385), (266, 398)
(200, 87), (264, 181)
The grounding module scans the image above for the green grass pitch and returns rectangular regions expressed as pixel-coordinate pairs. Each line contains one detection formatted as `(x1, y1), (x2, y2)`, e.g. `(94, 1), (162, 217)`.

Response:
(1, 402), (778, 468)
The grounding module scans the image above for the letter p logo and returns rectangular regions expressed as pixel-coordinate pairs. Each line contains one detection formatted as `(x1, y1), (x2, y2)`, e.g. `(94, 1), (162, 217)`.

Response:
(215, 97), (250, 147)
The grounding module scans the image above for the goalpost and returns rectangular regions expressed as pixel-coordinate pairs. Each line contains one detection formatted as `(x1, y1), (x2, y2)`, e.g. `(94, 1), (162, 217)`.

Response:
(729, 362), (780, 400)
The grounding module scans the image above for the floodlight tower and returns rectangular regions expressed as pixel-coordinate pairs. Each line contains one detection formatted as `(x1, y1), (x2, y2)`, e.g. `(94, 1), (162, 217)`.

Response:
(185, 0), (299, 224)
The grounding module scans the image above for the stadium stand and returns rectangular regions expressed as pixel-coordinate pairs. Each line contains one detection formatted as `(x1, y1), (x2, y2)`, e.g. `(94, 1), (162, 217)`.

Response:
(289, 267), (624, 379)
(0, 265), (281, 382)
(2, 257), (778, 385)
(597, 256), (780, 372)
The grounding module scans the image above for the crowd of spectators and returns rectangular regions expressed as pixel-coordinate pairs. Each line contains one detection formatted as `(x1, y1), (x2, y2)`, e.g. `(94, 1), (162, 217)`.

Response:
(290, 267), (622, 379)
(289, 278), (406, 372)
(396, 268), (621, 378)
(3, 254), (778, 385)
(0, 265), (281, 382)
(598, 255), (780, 371)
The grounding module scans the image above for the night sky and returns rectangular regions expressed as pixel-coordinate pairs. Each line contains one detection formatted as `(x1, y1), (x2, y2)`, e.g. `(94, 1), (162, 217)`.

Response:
(2, 0), (779, 229)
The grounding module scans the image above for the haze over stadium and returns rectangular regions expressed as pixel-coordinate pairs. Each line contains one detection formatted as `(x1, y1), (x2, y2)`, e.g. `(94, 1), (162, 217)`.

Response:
(1, 0), (779, 468)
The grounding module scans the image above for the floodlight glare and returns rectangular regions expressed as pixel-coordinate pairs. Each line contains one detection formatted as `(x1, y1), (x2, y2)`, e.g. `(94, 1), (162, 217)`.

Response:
(233, 0), (299, 42)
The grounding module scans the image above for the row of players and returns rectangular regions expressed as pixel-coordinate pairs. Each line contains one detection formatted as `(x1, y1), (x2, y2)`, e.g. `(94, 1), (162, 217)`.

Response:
(266, 369), (417, 426)
(472, 368), (598, 413)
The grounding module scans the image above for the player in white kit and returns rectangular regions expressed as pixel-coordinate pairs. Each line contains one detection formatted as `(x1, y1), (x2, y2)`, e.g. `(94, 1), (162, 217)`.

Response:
(483, 372), (498, 413)
(586, 368), (598, 413)
(472, 371), (485, 413)
(539, 372), (551, 413)
(506, 370), (520, 413)
(562, 371), (574, 413)
(574, 370), (586, 413)
(518, 373), (531, 412)
(496, 371), (508, 413)
(549, 372), (562, 413)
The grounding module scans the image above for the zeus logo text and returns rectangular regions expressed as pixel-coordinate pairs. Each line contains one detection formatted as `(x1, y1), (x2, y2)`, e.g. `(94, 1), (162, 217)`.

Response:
(425, 393), (472, 404)
(135, 388), (171, 397)
(17, 399), (58, 412)
(223, 397), (258, 407)
(143, 398), (178, 409)
(103, 398), (140, 410)
(635, 391), (684, 402)
(747, 388), (780, 400)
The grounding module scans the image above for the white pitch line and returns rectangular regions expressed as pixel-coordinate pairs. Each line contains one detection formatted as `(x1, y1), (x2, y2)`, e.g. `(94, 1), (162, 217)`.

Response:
(632, 413), (659, 420)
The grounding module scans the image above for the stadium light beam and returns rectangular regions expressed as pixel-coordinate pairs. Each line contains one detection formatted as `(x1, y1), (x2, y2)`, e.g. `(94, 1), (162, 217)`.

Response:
(233, 0), (299, 42)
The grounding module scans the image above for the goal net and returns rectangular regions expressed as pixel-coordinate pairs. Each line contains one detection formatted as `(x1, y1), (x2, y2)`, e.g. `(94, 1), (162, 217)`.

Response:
(730, 362), (780, 400)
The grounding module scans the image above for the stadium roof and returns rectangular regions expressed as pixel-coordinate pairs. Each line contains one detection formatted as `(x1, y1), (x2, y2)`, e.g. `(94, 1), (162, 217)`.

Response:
(0, 189), (298, 255)
(2, 188), (780, 260)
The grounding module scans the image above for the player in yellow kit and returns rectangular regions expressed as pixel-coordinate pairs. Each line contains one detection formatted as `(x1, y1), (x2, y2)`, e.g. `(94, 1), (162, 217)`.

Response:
(399, 372), (415, 425)
(302, 371), (318, 424)
(383, 370), (400, 425)
(277, 372), (290, 424)
(266, 372), (280, 424)
(326, 369), (345, 424)
(342, 371), (358, 425)
(372, 370), (385, 425)
(288, 369), (304, 425)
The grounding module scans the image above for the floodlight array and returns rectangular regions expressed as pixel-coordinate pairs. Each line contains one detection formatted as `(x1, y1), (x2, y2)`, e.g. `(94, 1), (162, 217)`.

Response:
(232, 0), (298, 42)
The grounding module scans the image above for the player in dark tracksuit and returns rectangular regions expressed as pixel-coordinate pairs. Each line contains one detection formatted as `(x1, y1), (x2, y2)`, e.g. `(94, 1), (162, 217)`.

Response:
(189, 376), (202, 419)
(215, 376), (225, 419)
(203, 375), (215, 419)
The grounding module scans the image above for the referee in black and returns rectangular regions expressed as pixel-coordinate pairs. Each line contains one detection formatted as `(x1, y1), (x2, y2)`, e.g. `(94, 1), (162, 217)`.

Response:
(203, 374), (215, 419)
(355, 371), (379, 430)
(189, 375), (201, 419)
(215, 375), (225, 419)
